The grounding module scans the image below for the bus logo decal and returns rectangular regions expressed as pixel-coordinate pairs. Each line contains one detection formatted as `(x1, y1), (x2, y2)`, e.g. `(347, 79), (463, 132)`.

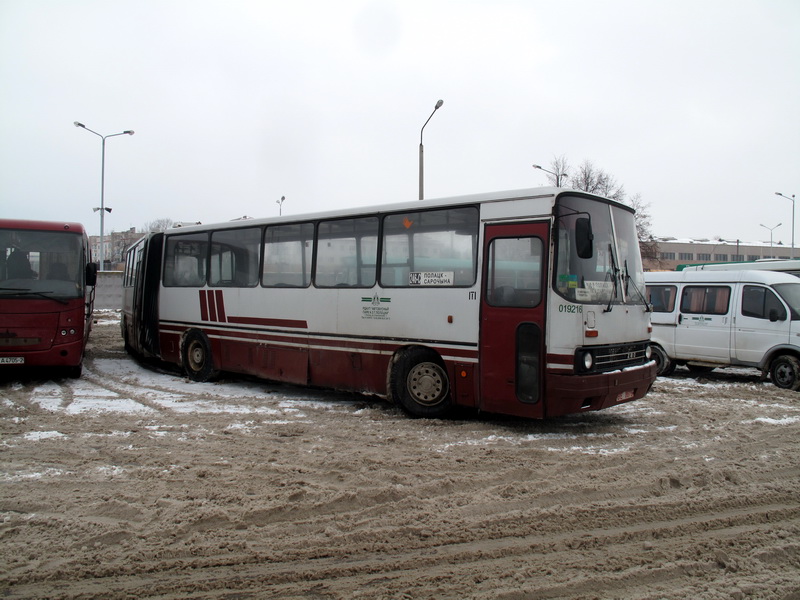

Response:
(361, 294), (391, 320)
(199, 290), (227, 323)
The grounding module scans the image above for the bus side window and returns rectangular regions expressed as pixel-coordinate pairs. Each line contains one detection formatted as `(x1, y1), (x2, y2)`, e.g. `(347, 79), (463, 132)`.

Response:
(209, 227), (260, 287)
(262, 223), (313, 287)
(380, 206), (478, 288)
(164, 234), (208, 287)
(315, 217), (378, 288)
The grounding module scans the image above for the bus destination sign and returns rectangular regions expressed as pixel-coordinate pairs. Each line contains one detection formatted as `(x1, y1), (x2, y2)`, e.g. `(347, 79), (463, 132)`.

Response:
(409, 271), (454, 286)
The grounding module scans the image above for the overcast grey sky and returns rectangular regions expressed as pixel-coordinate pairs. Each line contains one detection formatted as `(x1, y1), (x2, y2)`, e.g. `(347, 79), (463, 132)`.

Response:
(1, 0), (798, 246)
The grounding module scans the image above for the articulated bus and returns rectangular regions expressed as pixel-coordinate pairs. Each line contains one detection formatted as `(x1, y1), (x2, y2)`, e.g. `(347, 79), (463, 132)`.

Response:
(0, 219), (98, 377)
(122, 188), (656, 418)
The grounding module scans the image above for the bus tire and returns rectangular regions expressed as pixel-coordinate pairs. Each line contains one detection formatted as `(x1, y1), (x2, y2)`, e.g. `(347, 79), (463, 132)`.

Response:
(182, 330), (219, 382)
(651, 345), (675, 377)
(770, 355), (800, 391)
(390, 348), (452, 418)
(121, 316), (133, 355)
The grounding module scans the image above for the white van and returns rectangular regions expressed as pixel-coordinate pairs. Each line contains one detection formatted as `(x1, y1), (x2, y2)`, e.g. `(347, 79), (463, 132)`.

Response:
(644, 270), (800, 389)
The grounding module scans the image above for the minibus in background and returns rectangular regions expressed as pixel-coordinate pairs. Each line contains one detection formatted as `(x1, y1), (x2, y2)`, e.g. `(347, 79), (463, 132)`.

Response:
(0, 219), (97, 377)
(645, 269), (800, 390)
(123, 187), (656, 419)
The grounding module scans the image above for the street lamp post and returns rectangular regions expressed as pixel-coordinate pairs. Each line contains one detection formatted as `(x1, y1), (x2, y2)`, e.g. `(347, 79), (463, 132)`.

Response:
(532, 164), (568, 187)
(775, 192), (796, 259)
(419, 99), (444, 200)
(277, 195), (285, 216)
(74, 121), (134, 269)
(760, 222), (782, 258)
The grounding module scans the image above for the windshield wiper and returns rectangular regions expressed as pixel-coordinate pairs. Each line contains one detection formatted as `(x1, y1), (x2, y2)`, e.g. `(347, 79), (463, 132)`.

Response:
(0, 287), (70, 305)
(623, 259), (651, 312)
(604, 243), (620, 313)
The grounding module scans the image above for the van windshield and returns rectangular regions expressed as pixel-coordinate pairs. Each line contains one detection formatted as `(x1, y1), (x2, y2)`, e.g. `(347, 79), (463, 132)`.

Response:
(554, 195), (646, 306)
(774, 283), (800, 320)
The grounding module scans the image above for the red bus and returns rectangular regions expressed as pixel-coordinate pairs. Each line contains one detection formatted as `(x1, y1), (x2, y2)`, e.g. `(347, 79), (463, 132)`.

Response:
(0, 219), (98, 377)
(123, 188), (656, 418)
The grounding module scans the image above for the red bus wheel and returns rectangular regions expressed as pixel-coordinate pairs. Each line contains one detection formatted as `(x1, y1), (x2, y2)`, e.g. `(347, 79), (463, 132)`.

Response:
(390, 349), (452, 418)
(182, 330), (219, 382)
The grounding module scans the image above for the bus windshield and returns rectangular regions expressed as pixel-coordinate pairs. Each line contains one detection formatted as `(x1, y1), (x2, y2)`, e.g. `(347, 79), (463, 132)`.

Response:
(554, 195), (646, 306)
(0, 228), (85, 300)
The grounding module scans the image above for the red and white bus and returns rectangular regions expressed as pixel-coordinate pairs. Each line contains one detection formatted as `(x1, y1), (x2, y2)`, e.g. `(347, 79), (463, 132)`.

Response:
(0, 219), (98, 377)
(122, 187), (656, 418)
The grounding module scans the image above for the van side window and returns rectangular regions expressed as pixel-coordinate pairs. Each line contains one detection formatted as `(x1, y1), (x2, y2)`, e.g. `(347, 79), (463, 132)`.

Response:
(646, 285), (676, 312)
(741, 285), (787, 320)
(680, 285), (731, 315)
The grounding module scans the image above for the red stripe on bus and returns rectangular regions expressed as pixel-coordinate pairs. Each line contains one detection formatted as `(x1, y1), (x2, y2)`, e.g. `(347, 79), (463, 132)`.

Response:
(547, 353), (573, 365)
(227, 316), (308, 329)
(215, 290), (227, 322)
(199, 290), (209, 321)
(158, 322), (477, 359)
(207, 290), (217, 321)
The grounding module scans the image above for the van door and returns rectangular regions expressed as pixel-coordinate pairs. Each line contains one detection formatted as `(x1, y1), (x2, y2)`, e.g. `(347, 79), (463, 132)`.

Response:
(480, 222), (548, 418)
(646, 284), (678, 353)
(734, 284), (791, 364)
(675, 284), (733, 363)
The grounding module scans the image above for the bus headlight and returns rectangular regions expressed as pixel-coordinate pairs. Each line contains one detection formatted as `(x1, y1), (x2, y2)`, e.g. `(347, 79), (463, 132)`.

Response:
(582, 351), (593, 371)
(645, 345), (652, 360)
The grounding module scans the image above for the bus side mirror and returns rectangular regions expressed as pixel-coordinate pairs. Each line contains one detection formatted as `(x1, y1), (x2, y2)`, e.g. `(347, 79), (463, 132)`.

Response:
(86, 262), (98, 286)
(575, 217), (593, 259)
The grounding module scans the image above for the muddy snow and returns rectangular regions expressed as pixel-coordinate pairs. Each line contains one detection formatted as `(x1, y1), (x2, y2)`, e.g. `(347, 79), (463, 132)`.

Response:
(1, 311), (799, 599)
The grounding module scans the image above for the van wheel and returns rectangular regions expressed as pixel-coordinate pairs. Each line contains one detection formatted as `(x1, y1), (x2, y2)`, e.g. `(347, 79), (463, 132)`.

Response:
(651, 345), (675, 376)
(182, 330), (219, 382)
(770, 355), (800, 391)
(390, 349), (452, 418)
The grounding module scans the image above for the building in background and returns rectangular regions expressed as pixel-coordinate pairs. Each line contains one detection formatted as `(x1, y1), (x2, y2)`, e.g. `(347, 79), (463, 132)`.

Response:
(645, 237), (791, 271)
(89, 227), (142, 270)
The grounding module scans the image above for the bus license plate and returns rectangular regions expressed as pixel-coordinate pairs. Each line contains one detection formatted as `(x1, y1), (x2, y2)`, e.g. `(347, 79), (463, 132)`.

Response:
(0, 357), (25, 365)
(616, 390), (634, 402)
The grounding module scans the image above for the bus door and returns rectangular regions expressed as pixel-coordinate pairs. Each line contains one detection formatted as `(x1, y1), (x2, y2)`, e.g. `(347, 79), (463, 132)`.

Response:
(133, 233), (163, 357)
(480, 222), (548, 418)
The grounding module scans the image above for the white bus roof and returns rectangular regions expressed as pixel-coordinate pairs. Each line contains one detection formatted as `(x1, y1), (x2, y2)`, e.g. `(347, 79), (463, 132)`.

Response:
(645, 269), (800, 286)
(679, 259), (800, 274)
(163, 187), (632, 234)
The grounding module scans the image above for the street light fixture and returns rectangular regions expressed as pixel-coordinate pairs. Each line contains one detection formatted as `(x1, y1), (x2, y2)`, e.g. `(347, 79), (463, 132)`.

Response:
(760, 222), (782, 258)
(74, 121), (134, 270)
(532, 164), (568, 187)
(277, 195), (285, 216)
(775, 192), (796, 259)
(419, 99), (444, 200)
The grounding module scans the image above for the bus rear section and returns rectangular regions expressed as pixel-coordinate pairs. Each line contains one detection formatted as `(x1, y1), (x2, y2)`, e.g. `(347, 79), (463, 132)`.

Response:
(0, 220), (97, 377)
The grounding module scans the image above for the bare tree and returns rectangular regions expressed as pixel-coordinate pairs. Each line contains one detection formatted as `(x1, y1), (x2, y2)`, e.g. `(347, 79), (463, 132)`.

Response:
(568, 159), (625, 203)
(142, 218), (175, 233)
(627, 193), (659, 262)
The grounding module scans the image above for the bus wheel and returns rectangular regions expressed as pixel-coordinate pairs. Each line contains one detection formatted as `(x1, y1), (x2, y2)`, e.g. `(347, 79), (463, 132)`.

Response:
(182, 330), (219, 382)
(121, 316), (133, 354)
(651, 345), (675, 377)
(770, 355), (800, 391)
(390, 349), (452, 418)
